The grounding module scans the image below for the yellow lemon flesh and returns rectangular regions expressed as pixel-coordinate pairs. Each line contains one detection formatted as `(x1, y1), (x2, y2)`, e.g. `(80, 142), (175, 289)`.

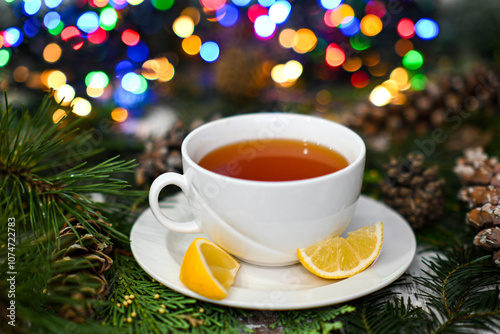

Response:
(297, 222), (383, 279)
(180, 238), (240, 300)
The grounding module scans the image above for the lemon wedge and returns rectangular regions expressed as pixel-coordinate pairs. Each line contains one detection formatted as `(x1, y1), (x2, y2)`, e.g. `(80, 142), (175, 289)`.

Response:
(180, 238), (240, 300)
(297, 222), (383, 279)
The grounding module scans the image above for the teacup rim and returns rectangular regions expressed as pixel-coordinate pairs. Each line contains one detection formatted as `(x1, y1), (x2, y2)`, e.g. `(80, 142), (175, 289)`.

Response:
(181, 112), (366, 186)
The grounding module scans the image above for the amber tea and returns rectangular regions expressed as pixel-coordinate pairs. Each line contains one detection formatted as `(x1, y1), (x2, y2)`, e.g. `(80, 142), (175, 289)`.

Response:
(198, 138), (348, 181)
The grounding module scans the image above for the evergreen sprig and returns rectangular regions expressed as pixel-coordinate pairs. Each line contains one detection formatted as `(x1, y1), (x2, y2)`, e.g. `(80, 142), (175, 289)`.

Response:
(101, 253), (251, 333)
(0, 92), (141, 243)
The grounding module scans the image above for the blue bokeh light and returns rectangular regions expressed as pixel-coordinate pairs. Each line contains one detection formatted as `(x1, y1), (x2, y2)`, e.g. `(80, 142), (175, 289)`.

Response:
(340, 17), (360, 37)
(115, 60), (135, 78)
(415, 18), (439, 40)
(319, 0), (342, 10)
(217, 4), (239, 27)
(258, 0), (275, 7)
(232, 0), (252, 6)
(121, 72), (141, 92)
(43, 12), (61, 30)
(200, 41), (220, 62)
(77, 11), (100, 34)
(44, 0), (63, 8)
(24, 17), (41, 37)
(4, 28), (23, 47)
(269, 1), (291, 24)
(23, 0), (42, 16)
(254, 15), (276, 38)
(127, 41), (149, 62)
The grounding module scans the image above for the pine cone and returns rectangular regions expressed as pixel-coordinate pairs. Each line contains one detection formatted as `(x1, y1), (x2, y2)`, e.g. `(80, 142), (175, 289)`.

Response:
(135, 120), (186, 186)
(380, 153), (445, 229)
(455, 147), (500, 266)
(346, 66), (500, 145)
(47, 215), (113, 323)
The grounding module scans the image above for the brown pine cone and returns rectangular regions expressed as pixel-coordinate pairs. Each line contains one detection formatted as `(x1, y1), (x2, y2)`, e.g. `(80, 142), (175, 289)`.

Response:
(466, 203), (500, 229)
(473, 227), (500, 252)
(457, 185), (500, 208)
(380, 153), (445, 229)
(453, 147), (500, 186)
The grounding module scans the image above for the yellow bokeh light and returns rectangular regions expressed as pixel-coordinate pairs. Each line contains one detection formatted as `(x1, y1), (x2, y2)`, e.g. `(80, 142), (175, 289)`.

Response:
(342, 57), (362, 72)
(283, 60), (303, 80)
(127, 0), (144, 5)
(369, 62), (387, 77)
(52, 109), (67, 123)
(360, 14), (383, 37)
(142, 59), (161, 80)
(158, 62), (175, 82)
(271, 64), (287, 84)
(181, 7), (201, 25)
(182, 35), (202, 55)
(361, 51), (380, 67)
(43, 43), (62, 63)
(382, 80), (399, 98)
(111, 107), (128, 122)
(369, 86), (392, 107)
(173, 16), (195, 38)
(293, 29), (317, 54)
(13, 66), (29, 82)
(87, 86), (104, 98)
(71, 97), (92, 117)
(55, 84), (75, 105)
(279, 29), (298, 48)
(47, 70), (67, 90)
(392, 93), (407, 105)
(390, 67), (409, 88)
(330, 4), (354, 27)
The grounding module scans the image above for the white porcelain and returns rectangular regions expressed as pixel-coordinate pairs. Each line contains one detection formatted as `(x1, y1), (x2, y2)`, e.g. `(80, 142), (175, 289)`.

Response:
(131, 193), (417, 310)
(149, 113), (366, 266)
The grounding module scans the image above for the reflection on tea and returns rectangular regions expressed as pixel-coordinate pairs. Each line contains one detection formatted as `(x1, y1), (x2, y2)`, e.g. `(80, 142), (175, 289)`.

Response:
(198, 138), (348, 181)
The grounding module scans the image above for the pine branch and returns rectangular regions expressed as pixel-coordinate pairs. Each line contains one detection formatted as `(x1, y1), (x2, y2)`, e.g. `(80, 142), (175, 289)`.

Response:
(0, 92), (143, 243)
(100, 253), (251, 333)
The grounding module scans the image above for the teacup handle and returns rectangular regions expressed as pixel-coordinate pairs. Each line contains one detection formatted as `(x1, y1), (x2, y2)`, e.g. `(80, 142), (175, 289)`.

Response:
(149, 172), (202, 233)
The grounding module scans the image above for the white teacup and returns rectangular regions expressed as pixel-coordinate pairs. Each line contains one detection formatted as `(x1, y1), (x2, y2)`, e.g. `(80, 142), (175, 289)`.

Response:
(149, 113), (365, 266)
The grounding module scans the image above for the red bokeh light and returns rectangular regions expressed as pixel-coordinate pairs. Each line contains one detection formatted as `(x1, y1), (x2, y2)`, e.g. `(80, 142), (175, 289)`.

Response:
(397, 18), (415, 39)
(121, 29), (140, 46)
(248, 4), (268, 23)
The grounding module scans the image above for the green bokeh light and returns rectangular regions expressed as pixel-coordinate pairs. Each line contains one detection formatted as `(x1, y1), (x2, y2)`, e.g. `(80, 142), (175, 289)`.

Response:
(411, 73), (428, 91)
(350, 33), (371, 51)
(100, 7), (118, 31)
(134, 75), (148, 94)
(403, 50), (424, 70)
(85, 71), (110, 88)
(0, 50), (10, 67)
(151, 0), (174, 11)
(48, 21), (64, 36)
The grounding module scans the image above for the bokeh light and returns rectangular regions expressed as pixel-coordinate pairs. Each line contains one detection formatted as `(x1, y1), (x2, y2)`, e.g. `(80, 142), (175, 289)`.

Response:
(283, 60), (303, 80)
(340, 16), (360, 36)
(23, 0), (42, 16)
(77, 11), (100, 34)
(173, 16), (195, 38)
(24, 17), (41, 37)
(122, 29), (140, 46)
(360, 14), (383, 37)
(43, 12), (61, 30)
(181, 7), (201, 25)
(52, 109), (66, 123)
(47, 70), (67, 89)
(293, 28), (317, 53)
(369, 85), (391, 106)
(351, 71), (370, 88)
(389, 67), (410, 90)
(61, 26), (83, 50)
(402, 50), (423, 70)
(182, 35), (202, 55)
(55, 84), (75, 105)
(365, 1), (386, 18)
(415, 18), (439, 40)
(71, 97), (92, 116)
(258, 0), (275, 7)
(254, 15), (276, 39)
(86, 71), (109, 88)
(395, 39), (414, 57)
(200, 41), (220, 62)
(142, 57), (174, 81)
(43, 43), (62, 63)
(45, 0), (63, 8)
(279, 29), (298, 48)
(320, 0), (342, 10)
(4, 28), (23, 47)
(326, 4), (354, 27)
(397, 18), (415, 39)
(233, 0), (251, 6)
(325, 43), (345, 67)
(411, 74), (428, 91)
(200, 0), (226, 11)
(0, 50), (11, 67)
(151, 0), (174, 10)
(248, 4), (268, 23)
(216, 4), (239, 27)
(316, 89), (332, 105)
(111, 107), (129, 122)
(100, 7), (118, 30)
(121, 72), (147, 93)
(350, 33), (371, 51)
(342, 57), (362, 72)
(127, 41), (149, 62)
(13, 66), (30, 82)
(88, 28), (108, 44)
(269, 1), (292, 24)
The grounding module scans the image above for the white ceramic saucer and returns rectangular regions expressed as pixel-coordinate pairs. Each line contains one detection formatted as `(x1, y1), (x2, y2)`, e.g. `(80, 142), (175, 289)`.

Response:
(130, 193), (416, 310)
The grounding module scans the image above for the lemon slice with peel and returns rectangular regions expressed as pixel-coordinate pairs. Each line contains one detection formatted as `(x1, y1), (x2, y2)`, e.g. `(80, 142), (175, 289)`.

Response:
(297, 222), (383, 279)
(180, 238), (240, 300)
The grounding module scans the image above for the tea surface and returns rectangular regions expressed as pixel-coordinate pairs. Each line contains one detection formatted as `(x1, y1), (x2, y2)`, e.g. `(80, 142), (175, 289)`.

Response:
(198, 138), (348, 181)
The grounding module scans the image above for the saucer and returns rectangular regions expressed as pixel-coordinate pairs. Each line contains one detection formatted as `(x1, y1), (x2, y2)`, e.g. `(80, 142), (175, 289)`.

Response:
(130, 193), (416, 310)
